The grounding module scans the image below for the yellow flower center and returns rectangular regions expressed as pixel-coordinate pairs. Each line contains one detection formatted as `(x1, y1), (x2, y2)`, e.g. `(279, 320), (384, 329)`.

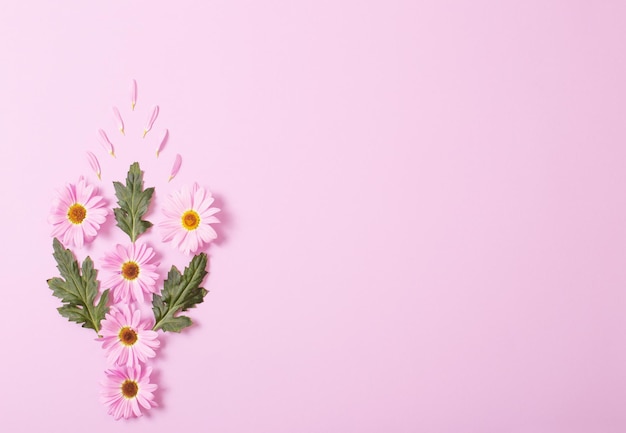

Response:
(121, 380), (139, 399)
(67, 203), (87, 224)
(121, 262), (140, 280)
(181, 210), (200, 231)
(118, 326), (138, 346)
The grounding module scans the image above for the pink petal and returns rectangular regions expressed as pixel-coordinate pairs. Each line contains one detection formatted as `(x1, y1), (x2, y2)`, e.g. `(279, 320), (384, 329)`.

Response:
(85, 151), (101, 180)
(170, 190), (188, 213)
(97, 129), (115, 157)
(161, 226), (178, 242)
(131, 309), (141, 329)
(169, 154), (182, 181)
(156, 129), (168, 157)
(116, 244), (130, 262)
(49, 213), (68, 224)
(132, 283), (145, 303)
(112, 106), (125, 135)
(203, 215), (220, 224)
(130, 398), (141, 417)
(188, 233), (200, 254)
(131, 79), (137, 110)
(192, 186), (206, 209)
(73, 226), (85, 248)
(136, 394), (152, 410)
(143, 105), (159, 137)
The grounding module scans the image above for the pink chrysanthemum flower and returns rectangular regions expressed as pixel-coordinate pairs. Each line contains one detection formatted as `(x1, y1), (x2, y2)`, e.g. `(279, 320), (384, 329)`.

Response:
(158, 182), (220, 254)
(101, 364), (157, 420)
(48, 177), (108, 248)
(100, 304), (160, 367)
(101, 243), (160, 303)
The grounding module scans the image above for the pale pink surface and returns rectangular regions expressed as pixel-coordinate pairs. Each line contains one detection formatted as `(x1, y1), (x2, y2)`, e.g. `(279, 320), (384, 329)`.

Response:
(101, 364), (158, 420)
(100, 304), (160, 367)
(2, 1), (626, 432)
(101, 243), (160, 303)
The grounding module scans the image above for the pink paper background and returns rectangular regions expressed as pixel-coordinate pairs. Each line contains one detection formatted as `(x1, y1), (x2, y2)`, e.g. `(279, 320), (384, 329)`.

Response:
(1, 1), (626, 431)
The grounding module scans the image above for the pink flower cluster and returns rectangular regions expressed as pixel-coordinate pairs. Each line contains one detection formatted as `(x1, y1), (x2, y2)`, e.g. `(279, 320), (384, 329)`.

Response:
(99, 305), (159, 419)
(47, 82), (220, 420)
(48, 180), (220, 256)
(48, 177), (219, 419)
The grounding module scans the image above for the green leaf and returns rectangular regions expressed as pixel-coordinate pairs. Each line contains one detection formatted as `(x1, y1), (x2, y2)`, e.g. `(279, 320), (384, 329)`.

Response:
(113, 162), (155, 242)
(47, 238), (110, 334)
(152, 254), (209, 332)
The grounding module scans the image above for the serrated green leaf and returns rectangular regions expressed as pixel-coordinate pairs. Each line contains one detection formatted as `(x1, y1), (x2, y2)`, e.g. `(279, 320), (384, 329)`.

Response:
(113, 162), (155, 242)
(57, 305), (92, 329)
(152, 254), (209, 332)
(47, 238), (109, 334)
(159, 316), (193, 332)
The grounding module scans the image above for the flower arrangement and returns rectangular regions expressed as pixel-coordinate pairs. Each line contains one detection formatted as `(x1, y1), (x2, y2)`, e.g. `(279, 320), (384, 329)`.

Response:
(46, 81), (220, 420)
